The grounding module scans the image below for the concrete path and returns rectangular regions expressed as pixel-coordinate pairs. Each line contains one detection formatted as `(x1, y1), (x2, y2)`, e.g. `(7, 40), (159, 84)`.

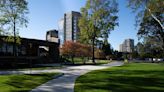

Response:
(30, 61), (123, 92)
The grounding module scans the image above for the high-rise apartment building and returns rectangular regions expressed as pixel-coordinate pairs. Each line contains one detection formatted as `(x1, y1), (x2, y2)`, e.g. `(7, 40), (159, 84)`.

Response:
(58, 18), (64, 46)
(119, 44), (123, 52)
(119, 39), (134, 53)
(64, 11), (81, 42)
(58, 11), (81, 47)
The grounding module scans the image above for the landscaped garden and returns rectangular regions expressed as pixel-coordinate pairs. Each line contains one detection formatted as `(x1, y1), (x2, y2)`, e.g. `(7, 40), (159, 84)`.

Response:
(75, 63), (164, 92)
(0, 73), (60, 92)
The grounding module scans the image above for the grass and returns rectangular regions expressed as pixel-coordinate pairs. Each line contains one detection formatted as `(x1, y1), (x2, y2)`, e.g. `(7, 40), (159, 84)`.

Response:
(74, 63), (164, 92)
(66, 57), (110, 65)
(18, 66), (63, 71)
(95, 60), (111, 65)
(0, 65), (63, 71)
(75, 59), (110, 65)
(0, 73), (60, 92)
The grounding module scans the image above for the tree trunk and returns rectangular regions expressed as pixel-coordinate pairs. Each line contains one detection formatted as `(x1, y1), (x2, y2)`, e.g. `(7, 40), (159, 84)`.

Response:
(71, 56), (74, 64)
(13, 19), (16, 56)
(5, 43), (7, 54)
(145, 3), (164, 30)
(92, 39), (95, 64)
(162, 37), (164, 52)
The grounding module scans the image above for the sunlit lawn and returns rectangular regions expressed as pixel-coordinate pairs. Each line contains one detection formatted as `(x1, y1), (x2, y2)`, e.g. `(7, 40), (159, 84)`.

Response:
(67, 57), (110, 65)
(75, 63), (164, 92)
(0, 73), (60, 92)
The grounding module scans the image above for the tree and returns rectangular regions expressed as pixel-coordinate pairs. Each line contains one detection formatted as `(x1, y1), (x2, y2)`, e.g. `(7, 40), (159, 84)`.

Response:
(61, 41), (92, 64)
(0, 0), (29, 56)
(95, 48), (105, 59)
(76, 43), (92, 64)
(102, 39), (113, 57)
(136, 42), (144, 55)
(127, 0), (164, 30)
(143, 36), (163, 58)
(127, 0), (164, 52)
(138, 12), (164, 51)
(78, 0), (118, 63)
(0, 17), (8, 35)
(61, 41), (77, 64)
(136, 37), (163, 58)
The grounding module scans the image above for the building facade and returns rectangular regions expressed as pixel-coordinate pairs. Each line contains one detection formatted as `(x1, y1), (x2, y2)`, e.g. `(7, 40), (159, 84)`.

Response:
(0, 36), (59, 65)
(64, 11), (81, 42)
(119, 44), (123, 52)
(119, 39), (134, 53)
(46, 29), (59, 43)
(58, 11), (81, 47)
(58, 18), (64, 47)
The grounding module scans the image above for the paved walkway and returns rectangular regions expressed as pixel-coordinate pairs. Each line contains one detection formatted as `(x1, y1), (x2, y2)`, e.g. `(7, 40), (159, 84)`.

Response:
(0, 61), (123, 92)
(30, 61), (124, 92)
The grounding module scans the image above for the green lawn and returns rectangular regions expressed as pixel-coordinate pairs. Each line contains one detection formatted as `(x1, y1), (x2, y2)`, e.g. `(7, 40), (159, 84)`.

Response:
(95, 60), (111, 65)
(19, 66), (63, 71)
(75, 63), (164, 92)
(67, 57), (110, 65)
(0, 73), (60, 92)
(0, 65), (63, 71)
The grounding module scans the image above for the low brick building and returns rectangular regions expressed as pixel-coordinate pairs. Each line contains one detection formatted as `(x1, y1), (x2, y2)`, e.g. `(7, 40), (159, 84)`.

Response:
(0, 36), (59, 66)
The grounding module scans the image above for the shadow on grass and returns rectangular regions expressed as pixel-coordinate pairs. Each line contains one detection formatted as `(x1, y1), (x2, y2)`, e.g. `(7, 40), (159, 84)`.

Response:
(75, 63), (164, 92)
(4, 73), (56, 92)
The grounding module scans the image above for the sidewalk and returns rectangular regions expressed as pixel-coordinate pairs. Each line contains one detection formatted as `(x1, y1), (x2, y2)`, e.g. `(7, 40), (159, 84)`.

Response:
(30, 61), (124, 92)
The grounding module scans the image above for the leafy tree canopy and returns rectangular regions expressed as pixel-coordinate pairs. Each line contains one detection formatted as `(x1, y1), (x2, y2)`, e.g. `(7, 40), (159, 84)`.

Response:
(78, 0), (118, 63)
(0, 0), (29, 35)
(128, 0), (164, 51)
(127, 0), (164, 30)
(78, 0), (118, 44)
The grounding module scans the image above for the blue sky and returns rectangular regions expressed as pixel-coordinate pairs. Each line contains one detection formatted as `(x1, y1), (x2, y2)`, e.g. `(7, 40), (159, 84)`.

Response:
(20, 0), (139, 50)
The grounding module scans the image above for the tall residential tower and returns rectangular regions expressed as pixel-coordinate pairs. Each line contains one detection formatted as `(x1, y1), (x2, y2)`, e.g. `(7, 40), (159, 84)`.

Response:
(64, 11), (81, 42)
(58, 18), (64, 46)
(119, 39), (134, 53)
(58, 11), (81, 47)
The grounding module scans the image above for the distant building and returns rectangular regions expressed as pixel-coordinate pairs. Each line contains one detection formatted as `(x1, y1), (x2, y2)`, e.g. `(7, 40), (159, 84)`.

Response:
(46, 29), (59, 43)
(119, 39), (134, 53)
(58, 11), (81, 47)
(58, 18), (64, 47)
(119, 44), (123, 52)
(64, 11), (81, 42)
